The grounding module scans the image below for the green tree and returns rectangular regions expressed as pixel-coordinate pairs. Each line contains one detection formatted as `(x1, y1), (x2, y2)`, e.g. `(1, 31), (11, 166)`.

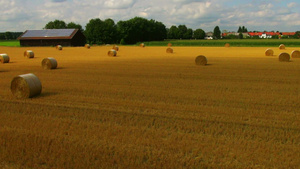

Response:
(84, 18), (105, 44)
(117, 17), (148, 44)
(167, 26), (179, 39)
(102, 18), (118, 43)
(194, 29), (205, 39)
(178, 25), (187, 39)
(67, 22), (83, 31)
(0, 33), (5, 40)
(293, 31), (300, 39)
(238, 26), (242, 33)
(213, 26), (221, 39)
(4, 32), (13, 40)
(117, 17), (166, 44)
(44, 20), (67, 29)
(148, 19), (167, 41)
(85, 18), (118, 44)
(184, 28), (193, 39)
(238, 26), (248, 33)
(242, 26), (246, 32)
(239, 32), (243, 39)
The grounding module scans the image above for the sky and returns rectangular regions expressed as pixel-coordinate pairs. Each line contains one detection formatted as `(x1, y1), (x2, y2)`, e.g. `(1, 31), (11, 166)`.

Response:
(0, 0), (299, 32)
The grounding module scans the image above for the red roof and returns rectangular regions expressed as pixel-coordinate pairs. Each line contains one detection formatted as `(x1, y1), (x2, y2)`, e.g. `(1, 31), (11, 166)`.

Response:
(248, 32), (263, 36)
(282, 32), (296, 36)
(222, 32), (296, 37)
(248, 32), (296, 36)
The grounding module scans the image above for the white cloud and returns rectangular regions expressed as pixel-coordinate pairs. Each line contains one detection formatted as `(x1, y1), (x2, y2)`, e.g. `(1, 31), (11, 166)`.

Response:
(138, 12), (148, 17)
(0, 0), (15, 7)
(104, 0), (137, 9)
(258, 3), (274, 10)
(287, 2), (297, 8)
(0, 0), (299, 32)
(51, 0), (67, 2)
(277, 8), (291, 15)
(172, 0), (205, 4)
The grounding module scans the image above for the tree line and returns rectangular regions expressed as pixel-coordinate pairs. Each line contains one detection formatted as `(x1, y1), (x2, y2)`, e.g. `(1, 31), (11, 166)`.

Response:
(3, 18), (299, 43)
(0, 32), (23, 40)
(43, 18), (211, 44)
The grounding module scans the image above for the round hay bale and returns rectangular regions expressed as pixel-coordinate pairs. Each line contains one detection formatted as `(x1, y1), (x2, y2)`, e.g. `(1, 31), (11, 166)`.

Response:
(225, 43), (230, 47)
(85, 44), (90, 49)
(108, 49), (117, 57)
(24, 50), (34, 58)
(112, 45), (119, 51)
(166, 47), (173, 53)
(278, 52), (290, 62)
(167, 43), (172, 47)
(291, 50), (300, 58)
(11, 73), (42, 98)
(279, 44), (285, 50)
(0, 53), (10, 63)
(265, 48), (274, 56)
(56, 45), (63, 50)
(195, 55), (208, 66)
(140, 43), (145, 47)
(41, 57), (57, 69)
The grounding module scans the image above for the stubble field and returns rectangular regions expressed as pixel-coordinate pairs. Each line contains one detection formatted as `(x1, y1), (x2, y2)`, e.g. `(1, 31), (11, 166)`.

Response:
(0, 45), (299, 168)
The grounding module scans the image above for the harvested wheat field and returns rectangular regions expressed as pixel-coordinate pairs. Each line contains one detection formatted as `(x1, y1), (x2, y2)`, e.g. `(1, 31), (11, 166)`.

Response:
(0, 46), (299, 169)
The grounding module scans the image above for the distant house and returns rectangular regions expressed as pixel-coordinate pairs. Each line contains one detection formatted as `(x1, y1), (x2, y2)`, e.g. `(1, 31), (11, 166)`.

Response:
(205, 32), (214, 39)
(248, 32), (296, 38)
(222, 32), (249, 38)
(17, 29), (86, 46)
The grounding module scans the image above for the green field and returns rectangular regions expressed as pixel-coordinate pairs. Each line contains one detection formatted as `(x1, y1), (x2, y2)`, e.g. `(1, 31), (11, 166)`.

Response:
(1, 39), (300, 47)
(143, 39), (300, 47)
(0, 40), (20, 47)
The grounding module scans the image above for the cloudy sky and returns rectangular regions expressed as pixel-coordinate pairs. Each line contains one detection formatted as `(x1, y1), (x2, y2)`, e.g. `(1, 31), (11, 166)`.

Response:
(0, 0), (299, 32)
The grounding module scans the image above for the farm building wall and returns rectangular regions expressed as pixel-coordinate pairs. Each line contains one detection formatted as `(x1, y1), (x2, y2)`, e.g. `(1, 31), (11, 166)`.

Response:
(20, 39), (72, 47)
(71, 31), (86, 46)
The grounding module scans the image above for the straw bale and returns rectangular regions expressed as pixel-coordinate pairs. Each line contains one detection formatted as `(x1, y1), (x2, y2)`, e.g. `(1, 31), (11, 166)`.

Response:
(11, 73), (42, 98)
(56, 45), (63, 50)
(108, 49), (117, 57)
(291, 50), (300, 58)
(168, 43), (172, 47)
(140, 43), (145, 47)
(279, 44), (285, 50)
(42, 57), (57, 69)
(0, 53), (10, 63)
(278, 52), (290, 62)
(166, 47), (173, 53)
(85, 44), (90, 49)
(113, 45), (119, 51)
(24, 50), (34, 58)
(195, 55), (208, 66)
(225, 43), (230, 47)
(265, 48), (274, 56)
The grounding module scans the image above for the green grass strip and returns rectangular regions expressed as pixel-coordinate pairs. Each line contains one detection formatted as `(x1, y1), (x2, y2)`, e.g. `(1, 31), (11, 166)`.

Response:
(142, 39), (300, 47)
(0, 40), (20, 47)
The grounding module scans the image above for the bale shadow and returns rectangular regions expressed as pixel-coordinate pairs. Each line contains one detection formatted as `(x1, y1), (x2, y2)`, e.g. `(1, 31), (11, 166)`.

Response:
(42, 67), (66, 70)
(36, 92), (59, 98)
(54, 67), (66, 70)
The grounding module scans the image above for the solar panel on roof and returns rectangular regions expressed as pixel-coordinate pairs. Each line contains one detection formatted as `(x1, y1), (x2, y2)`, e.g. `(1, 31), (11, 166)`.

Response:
(21, 29), (76, 38)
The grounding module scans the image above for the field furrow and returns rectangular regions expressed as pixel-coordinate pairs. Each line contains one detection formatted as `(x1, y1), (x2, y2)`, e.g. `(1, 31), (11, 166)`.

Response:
(1, 46), (299, 168)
